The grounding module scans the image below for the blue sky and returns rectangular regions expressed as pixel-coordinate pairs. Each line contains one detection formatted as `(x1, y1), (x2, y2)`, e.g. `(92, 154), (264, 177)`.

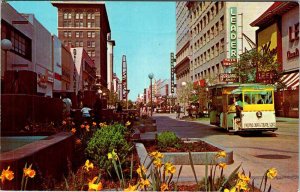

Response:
(9, 1), (176, 100)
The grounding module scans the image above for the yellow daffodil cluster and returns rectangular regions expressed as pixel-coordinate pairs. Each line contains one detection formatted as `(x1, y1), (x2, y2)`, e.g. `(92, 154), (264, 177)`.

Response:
(0, 166), (14, 183)
(235, 172), (250, 191)
(139, 178), (150, 188)
(160, 182), (169, 191)
(83, 160), (94, 172)
(92, 122), (97, 126)
(99, 122), (107, 128)
(23, 165), (36, 178)
(125, 121), (131, 127)
(71, 128), (76, 134)
(88, 176), (103, 191)
(107, 149), (118, 161)
(267, 168), (277, 179)
(218, 162), (227, 169)
(164, 162), (176, 175)
(124, 183), (138, 192)
(149, 151), (164, 168)
(136, 165), (147, 178)
(216, 151), (226, 158)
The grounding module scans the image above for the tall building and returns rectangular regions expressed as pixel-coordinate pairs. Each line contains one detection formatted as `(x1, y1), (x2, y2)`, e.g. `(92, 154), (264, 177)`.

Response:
(107, 33), (115, 91)
(177, 2), (272, 86)
(51, 1), (111, 89)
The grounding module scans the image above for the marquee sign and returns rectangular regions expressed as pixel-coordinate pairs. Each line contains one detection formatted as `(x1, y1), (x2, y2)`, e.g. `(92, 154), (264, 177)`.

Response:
(170, 52), (175, 93)
(219, 73), (238, 82)
(229, 7), (237, 59)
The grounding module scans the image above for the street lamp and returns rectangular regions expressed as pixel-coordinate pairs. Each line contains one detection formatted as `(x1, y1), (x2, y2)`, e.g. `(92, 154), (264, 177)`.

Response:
(148, 73), (154, 116)
(169, 93), (172, 114)
(126, 89), (130, 109)
(1, 39), (12, 77)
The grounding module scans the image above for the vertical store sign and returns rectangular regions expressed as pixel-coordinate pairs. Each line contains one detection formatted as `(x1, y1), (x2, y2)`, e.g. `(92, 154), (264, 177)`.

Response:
(170, 52), (175, 93)
(229, 7), (237, 59)
(122, 55), (127, 100)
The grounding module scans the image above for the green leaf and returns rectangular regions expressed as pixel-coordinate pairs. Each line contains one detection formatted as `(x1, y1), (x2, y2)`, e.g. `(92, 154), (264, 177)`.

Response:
(217, 163), (242, 192)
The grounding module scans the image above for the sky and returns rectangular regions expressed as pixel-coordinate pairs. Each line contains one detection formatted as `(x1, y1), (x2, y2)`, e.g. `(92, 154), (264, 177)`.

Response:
(8, 1), (176, 101)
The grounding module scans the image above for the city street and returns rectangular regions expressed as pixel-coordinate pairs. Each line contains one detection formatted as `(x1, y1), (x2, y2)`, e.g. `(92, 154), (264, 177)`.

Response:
(153, 113), (299, 192)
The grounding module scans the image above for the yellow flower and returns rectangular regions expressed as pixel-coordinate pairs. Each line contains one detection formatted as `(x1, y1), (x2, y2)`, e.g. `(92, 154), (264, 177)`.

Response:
(139, 178), (150, 188)
(224, 187), (236, 192)
(0, 166), (14, 183)
(216, 151), (226, 158)
(62, 120), (67, 125)
(153, 158), (162, 168)
(99, 122), (107, 128)
(85, 125), (90, 132)
(267, 168), (277, 179)
(83, 160), (94, 172)
(80, 124), (85, 129)
(235, 179), (249, 191)
(71, 128), (76, 134)
(125, 121), (131, 127)
(92, 122), (97, 126)
(149, 151), (164, 159)
(160, 183), (169, 191)
(107, 149), (118, 160)
(218, 163), (227, 169)
(23, 166), (36, 178)
(88, 176), (103, 191)
(136, 165), (147, 178)
(238, 172), (250, 182)
(164, 162), (176, 175)
(76, 139), (82, 145)
(124, 184), (138, 192)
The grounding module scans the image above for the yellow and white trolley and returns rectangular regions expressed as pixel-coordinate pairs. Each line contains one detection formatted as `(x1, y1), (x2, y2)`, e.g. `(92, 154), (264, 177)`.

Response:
(209, 84), (277, 132)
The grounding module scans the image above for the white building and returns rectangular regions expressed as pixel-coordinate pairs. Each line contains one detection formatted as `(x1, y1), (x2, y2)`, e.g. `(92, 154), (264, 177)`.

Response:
(107, 33), (115, 91)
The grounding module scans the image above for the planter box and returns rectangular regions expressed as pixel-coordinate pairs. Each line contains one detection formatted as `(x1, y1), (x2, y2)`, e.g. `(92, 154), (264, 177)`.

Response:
(135, 138), (233, 165)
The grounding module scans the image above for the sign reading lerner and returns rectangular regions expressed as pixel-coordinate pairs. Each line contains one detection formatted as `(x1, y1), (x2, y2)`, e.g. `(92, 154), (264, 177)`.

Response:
(229, 7), (237, 59)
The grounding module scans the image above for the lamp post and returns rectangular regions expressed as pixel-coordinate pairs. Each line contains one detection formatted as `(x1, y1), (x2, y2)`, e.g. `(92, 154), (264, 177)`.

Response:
(148, 73), (154, 116)
(1, 39), (12, 78)
(126, 89), (130, 109)
(169, 93), (172, 114)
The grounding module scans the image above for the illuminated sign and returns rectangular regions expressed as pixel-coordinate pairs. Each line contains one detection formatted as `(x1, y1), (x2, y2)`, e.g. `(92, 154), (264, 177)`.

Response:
(170, 52), (175, 93)
(229, 7), (237, 59)
(222, 58), (237, 66)
(219, 73), (238, 82)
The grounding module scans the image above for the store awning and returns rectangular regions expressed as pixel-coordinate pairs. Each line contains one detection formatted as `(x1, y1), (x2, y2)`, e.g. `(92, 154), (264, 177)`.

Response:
(280, 72), (299, 90)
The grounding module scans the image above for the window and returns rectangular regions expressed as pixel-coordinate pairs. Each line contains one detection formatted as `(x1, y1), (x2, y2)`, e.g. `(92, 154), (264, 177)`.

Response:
(68, 13), (72, 19)
(76, 32), (79, 38)
(91, 50), (95, 57)
(64, 13), (68, 19)
(87, 22), (91, 28)
(80, 41), (83, 47)
(220, 16), (224, 31)
(75, 22), (79, 28)
(75, 13), (79, 19)
(64, 31), (68, 38)
(87, 51), (92, 57)
(215, 22), (219, 36)
(68, 31), (72, 37)
(87, 41), (91, 48)
(92, 32), (95, 38)
(216, 43), (219, 56)
(87, 13), (95, 20)
(80, 22), (83, 28)
(68, 41), (72, 47)
(91, 41), (95, 48)
(80, 13), (83, 19)
(220, 38), (225, 53)
(75, 41), (79, 47)
(87, 32), (91, 38)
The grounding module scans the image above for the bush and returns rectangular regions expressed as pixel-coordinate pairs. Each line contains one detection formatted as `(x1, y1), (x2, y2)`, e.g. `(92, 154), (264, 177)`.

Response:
(85, 123), (133, 173)
(157, 131), (180, 149)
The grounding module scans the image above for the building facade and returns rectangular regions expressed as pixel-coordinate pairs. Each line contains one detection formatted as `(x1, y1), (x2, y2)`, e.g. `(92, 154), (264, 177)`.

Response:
(251, 2), (299, 117)
(185, 2), (273, 86)
(51, 1), (111, 89)
(107, 33), (115, 91)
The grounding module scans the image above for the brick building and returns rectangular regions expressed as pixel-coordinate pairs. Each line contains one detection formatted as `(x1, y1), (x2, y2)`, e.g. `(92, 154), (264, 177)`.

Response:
(51, 1), (111, 89)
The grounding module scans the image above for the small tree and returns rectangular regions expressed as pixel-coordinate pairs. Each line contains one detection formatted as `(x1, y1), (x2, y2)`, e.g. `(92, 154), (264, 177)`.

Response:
(107, 91), (119, 109)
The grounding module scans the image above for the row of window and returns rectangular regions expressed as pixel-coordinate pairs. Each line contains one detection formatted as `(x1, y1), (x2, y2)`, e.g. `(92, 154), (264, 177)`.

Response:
(191, 38), (225, 67)
(63, 21), (96, 28)
(1, 20), (31, 61)
(63, 12), (95, 20)
(193, 63), (222, 81)
(191, 2), (224, 21)
(63, 31), (96, 38)
(192, 15), (224, 37)
(63, 41), (96, 57)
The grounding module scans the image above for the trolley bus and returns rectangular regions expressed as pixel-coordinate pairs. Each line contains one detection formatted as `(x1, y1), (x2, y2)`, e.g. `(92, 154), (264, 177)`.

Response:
(209, 84), (277, 132)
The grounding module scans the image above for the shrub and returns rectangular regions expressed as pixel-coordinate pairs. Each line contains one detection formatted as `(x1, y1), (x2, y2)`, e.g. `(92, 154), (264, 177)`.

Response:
(157, 131), (180, 149)
(85, 123), (133, 173)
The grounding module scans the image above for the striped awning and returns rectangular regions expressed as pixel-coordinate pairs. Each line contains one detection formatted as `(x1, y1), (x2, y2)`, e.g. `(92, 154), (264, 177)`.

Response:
(280, 72), (299, 90)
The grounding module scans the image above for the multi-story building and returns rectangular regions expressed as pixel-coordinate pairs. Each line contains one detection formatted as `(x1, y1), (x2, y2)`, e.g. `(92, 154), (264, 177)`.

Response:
(107, 33), (115, 91)
(251, 2), (299, 117)
(175, 2), (190, 93)
(183, 2), (272, 85)
(51, 1), (111, 89)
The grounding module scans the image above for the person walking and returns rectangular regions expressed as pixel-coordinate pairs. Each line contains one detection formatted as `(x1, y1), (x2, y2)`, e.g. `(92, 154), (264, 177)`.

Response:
(176, 103), (181, 119)
(62, 94), (72, 119)
(81, 104), (92, 122)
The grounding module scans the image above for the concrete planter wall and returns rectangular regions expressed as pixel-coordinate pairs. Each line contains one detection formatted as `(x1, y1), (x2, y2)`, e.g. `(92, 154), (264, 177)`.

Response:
(135, 138), (233, 166)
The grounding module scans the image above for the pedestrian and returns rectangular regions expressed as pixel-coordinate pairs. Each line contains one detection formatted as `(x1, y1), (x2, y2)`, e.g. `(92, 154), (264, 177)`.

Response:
(62, 94), (72, 119)
(93, 97), (102, 123)
(81, 104), (92, 122)
(176, 103), (181, 119)
(116, 102), (123, 113)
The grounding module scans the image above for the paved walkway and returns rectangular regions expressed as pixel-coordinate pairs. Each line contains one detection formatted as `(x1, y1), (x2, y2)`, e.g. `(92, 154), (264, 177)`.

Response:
(150, 113), (299, 192)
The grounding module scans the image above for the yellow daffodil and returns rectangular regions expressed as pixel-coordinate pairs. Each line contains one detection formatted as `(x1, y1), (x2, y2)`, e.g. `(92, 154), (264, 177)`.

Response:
(218, 163), (227, 169)
(139, 178), (150, 188)
(235, 179), (249, 191)
(0, 166), (14, 183)
(136, 165), (147, 178)
(23, 166), (36, 178)
(71, 128), (76, 134)
(80, 124), (85, 129)
(216, 151), (226, 158)
(107, 149), (118, 160)
(153, 158), (162, 168)
(224, 187), (236, 192)
(85, 125), (90, 132)
(149, 151), (164, 159)
(88, 176), (103, 191)
(124, 184), (138, 192)
(267, 168), (277, 179)
(62, 120), (67, 125)
(238, 172), (250, 182)
(83, 160), (94, 172)
(76, 139), (82, 145)
(99, 122), (107, 128)
(164, 162), (176, 175)
(160, 183), (169, 191)
(92, 122), (97, 126)
(125, 121), (131, 127)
